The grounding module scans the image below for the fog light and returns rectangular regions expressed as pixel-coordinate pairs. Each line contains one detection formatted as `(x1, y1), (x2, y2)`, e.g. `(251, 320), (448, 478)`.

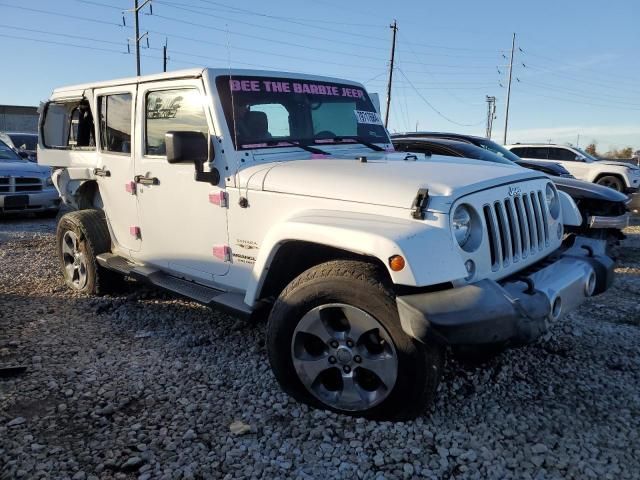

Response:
(389, 255), (405, 272)
(556, 223), (563, 239)
(464, 259), (475, 280)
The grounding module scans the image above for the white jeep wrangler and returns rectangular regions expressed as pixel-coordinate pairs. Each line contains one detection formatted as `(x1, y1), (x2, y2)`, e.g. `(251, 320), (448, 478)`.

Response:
(39, 68), (614, 420)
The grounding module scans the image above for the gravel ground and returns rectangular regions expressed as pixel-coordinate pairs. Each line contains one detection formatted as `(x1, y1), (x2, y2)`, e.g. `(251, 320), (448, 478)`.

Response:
(1, 216), (639, 480)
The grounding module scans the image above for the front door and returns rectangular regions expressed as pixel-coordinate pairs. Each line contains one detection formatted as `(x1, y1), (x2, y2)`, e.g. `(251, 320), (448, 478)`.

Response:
(547, 148), (593, 181)
(132, 79), (229, 280)
(94, 87), (141, 252)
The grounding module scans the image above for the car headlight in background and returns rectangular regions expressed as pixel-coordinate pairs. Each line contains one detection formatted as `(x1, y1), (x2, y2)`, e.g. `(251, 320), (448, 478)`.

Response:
(545, 182), (560, 219)
(452, 205), (472, 248)
(46, 177), (54, 187)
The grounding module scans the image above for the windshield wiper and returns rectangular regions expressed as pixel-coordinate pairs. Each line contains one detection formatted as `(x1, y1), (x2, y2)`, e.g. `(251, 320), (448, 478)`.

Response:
(318, 136), (385, 152)
(265, 140), (330, 155)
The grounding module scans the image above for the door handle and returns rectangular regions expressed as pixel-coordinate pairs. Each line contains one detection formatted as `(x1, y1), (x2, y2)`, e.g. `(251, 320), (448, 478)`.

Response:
(134, 175), (159, 186)
(93, 167), (111, 177)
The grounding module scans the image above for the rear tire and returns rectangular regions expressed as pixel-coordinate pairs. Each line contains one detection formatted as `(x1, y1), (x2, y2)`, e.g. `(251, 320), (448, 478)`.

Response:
(56, 209), (122, 295)
(596, 175), (624, 192)
(266, 260), (443, 420)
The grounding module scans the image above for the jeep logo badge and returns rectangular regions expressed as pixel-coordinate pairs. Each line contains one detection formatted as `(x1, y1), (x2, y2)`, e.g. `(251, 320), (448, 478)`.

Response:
(508, 186), (522, 196)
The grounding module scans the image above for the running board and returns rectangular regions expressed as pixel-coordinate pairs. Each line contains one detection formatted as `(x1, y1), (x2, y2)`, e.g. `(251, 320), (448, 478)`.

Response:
(96, 253), (252, 317)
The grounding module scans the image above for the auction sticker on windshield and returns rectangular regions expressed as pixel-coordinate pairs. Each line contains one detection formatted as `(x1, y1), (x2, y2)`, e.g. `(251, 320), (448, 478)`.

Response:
(354, 110), (382, 125)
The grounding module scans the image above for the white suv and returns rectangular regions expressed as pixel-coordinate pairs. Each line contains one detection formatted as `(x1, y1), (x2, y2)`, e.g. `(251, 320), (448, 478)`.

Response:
(39, 68), (614, 419)
(506, 143), (640, 193)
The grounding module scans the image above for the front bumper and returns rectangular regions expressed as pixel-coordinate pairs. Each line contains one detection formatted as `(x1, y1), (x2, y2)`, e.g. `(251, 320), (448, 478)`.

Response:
(0, 189), (61, 213)
(588, 212), (630, 229)
(396, 245), (614, 346)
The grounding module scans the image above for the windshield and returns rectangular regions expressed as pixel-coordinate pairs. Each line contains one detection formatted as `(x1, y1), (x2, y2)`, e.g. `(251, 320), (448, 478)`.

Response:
(8, 134), (38, 151)
(454, 142), (515, 165)
(0, 140), (23, 160)
(216, 75), (389, 150)
(573, 147), (598, 162)
(474, 138), (523, 163)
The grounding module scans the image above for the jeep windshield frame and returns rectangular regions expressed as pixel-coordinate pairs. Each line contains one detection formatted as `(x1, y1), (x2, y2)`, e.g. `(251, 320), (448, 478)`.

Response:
(216, 75), (390, 151)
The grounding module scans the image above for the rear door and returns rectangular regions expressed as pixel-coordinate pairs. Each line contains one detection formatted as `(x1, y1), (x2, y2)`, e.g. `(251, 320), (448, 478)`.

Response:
(94, 86), (141, 252)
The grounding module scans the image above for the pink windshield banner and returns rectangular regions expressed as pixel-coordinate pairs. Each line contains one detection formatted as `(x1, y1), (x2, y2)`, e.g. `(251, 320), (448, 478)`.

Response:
(230, 79), (364, 99)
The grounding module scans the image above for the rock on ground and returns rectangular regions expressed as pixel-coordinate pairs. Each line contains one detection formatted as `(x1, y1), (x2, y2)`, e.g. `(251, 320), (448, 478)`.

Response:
(1, 215), (640, 479)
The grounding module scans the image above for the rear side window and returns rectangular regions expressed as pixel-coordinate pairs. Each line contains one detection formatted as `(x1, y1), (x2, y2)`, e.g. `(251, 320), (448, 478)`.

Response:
(547, 148), (575, 161)
(98, 94), (133, 154)
(145, 88), (208, 156)
(526, 147), (549, 159)
(42, 100), (96, 150)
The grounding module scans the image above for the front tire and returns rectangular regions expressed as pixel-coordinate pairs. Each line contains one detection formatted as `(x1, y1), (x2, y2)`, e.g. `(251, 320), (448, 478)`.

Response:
(266, 260), (443, 420)
(56, 210), (121, 295)
(596, 175), (624, 191)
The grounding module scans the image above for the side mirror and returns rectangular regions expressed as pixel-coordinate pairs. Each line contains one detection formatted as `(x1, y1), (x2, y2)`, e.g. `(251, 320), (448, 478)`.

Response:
(165, 131), (219, 185)
(165, 131), (209, 164)
(18, 151), (29, 159)
(575, 155), (585, 162)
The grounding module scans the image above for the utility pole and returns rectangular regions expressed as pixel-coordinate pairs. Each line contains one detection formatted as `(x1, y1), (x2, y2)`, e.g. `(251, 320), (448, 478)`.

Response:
(384, 20), (398, 129)
(502, 32), (516, 145)
(163, 38), (168, 72)
(485, 96), (496, 139)
(126, 0), (152, 76)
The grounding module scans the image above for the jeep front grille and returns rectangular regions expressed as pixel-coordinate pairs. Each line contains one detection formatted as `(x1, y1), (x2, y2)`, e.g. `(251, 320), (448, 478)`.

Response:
(483, 190), (550, 271)
(0, 176), (42, 193)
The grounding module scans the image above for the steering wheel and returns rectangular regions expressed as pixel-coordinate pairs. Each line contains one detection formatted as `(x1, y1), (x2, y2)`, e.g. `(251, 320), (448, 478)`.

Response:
(315, 130), (337, 139)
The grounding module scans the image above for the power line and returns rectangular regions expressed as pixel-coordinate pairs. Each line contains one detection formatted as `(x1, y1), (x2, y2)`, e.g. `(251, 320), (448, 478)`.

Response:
(158, 0), (388, 44)
(397, 67), (485, 127)
(0, 23), (125, 47)
(150, 13), (388, 62)
(0, 32), (128, 54)
(514, 89), (640, 111)
(519, 49), (639, 87)
(0, 2), (123, 26)
(519, 79), (640, 105)
(522, 63), (640, 94)
(150, 3), (389, 57)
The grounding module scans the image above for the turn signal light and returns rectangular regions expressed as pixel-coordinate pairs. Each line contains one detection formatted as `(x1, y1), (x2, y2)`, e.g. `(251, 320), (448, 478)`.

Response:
(389, 255), (405, 272)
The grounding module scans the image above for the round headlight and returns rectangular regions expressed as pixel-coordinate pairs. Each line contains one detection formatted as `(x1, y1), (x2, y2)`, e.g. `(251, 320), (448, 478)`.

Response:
(46, 177), (54, 186)
(545, 183), (560, 219)
(452, 205), (472, 247)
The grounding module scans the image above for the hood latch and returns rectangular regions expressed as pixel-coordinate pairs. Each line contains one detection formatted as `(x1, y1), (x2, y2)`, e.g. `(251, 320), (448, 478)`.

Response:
(411, 188), (429, 220)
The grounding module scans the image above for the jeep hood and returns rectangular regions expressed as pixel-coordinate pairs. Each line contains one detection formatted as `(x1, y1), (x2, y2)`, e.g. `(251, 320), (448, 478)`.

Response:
(596, 160), (639, 169)
(238, 154), (545, 213)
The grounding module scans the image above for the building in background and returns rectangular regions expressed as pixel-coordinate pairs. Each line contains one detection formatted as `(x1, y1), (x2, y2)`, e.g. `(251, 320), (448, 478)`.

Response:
(0, 105), (39, 133)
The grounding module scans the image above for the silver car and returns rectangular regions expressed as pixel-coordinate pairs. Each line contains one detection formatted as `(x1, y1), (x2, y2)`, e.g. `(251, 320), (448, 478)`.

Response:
(0, 140), (60, 216)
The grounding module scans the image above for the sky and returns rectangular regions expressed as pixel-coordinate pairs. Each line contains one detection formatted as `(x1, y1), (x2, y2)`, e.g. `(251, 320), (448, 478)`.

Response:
(0, 0), (638, 151)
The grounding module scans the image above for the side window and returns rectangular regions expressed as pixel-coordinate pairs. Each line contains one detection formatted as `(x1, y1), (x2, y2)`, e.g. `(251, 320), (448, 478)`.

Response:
(548, 148), (575, 161)
(98, 94), (132, 154)
(42, 100), (95, 150)
(527, 147), (549, 159)
(509, 147), (527, 157)
(249, 103), (290, 137)
(145, 88), (208, 156)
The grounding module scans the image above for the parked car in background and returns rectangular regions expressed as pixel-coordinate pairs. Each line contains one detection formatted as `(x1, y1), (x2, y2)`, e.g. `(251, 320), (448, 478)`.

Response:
(392, 135), (630, 256)
(0, 139), (60, 217)
(505, 143), (640, 193)
(392, 131), (574, 178)
(0, 131), (38, 162)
